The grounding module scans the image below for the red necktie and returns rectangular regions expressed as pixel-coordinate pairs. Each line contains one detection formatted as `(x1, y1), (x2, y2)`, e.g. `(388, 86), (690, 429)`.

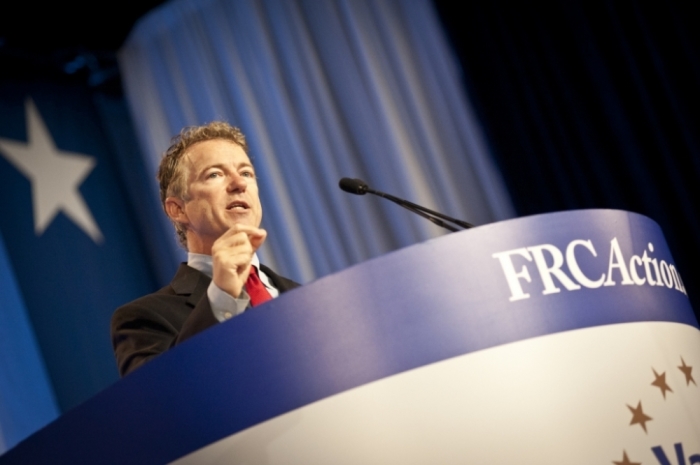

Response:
(245, 266), (272, 306)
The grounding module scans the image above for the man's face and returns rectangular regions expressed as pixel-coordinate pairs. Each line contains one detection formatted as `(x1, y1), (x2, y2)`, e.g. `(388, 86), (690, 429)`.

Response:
(169, 139), (263, 254)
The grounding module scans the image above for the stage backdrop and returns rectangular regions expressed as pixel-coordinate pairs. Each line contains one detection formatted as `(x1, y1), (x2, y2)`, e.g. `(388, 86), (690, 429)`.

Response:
(433, 0), (700, 314)
(0, 230), (58, 454)
(0, 0), (514, 450)
(0, 82), (172, 447)
(118, 0), (515, 284)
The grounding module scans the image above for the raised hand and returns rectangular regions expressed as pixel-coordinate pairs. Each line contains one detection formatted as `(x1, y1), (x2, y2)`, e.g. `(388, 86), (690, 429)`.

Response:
(211, 225), (267, 298)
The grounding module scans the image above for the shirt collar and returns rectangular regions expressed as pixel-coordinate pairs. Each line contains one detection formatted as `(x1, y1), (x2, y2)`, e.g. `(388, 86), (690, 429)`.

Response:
(188, 252), (261, 278)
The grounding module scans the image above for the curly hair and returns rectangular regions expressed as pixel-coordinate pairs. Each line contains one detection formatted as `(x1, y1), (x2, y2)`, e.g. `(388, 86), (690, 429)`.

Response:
(157, 121), (249, 248)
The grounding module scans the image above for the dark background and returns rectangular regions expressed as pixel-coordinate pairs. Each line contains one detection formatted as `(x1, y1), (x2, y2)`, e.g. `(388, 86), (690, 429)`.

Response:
(2, 0), (698, 313)
(436, 1), (700, 315)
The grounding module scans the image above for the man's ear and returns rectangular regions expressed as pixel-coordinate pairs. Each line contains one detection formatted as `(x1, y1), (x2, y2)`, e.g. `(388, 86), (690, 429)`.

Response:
(165, 197), (188, 225)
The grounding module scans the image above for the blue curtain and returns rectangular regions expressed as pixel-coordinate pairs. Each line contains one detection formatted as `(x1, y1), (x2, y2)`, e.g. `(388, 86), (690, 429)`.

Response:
(119, 0), (514, 284)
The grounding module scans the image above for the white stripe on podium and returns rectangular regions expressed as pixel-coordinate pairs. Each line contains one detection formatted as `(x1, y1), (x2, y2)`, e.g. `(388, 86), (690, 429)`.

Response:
(172, 321), (700, 464)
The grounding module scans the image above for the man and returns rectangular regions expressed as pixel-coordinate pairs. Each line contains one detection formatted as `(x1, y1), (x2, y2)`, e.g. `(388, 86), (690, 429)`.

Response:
(111, 122), (299, 377)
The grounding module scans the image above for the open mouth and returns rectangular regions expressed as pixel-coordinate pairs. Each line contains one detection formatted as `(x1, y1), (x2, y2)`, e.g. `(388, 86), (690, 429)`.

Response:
(227, 200), (249, 211)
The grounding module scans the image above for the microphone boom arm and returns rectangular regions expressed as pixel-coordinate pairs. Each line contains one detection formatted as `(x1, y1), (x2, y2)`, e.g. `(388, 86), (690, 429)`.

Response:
(339, 177), (474, 232)
(368, 189), (459, 232)
(368, 188), (474, 230)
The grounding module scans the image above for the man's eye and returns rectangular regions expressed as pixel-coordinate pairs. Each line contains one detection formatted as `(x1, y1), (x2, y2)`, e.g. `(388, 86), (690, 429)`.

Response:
(207, 172), (221, 179)
(241, 171), (255, 178)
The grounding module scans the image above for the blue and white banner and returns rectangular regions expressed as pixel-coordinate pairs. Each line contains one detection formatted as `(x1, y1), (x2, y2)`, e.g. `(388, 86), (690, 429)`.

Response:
(0, 86), (166, 421)
(0, 230), (59, 453)
(1, 210), (697, 464)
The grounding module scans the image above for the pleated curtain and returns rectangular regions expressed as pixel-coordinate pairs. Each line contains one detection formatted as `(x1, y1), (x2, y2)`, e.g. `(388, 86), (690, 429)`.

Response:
(119, 0), (514, 283)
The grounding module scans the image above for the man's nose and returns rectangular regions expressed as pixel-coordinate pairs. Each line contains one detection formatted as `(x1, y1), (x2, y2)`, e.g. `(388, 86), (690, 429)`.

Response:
(227, 173), (247, 192)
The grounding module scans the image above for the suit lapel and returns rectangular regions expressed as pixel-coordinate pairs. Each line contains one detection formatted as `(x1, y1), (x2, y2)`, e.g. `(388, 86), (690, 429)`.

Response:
(170, 262), (298, 304)
(170, 263), (212, 307)
(260, 264), (300, 293)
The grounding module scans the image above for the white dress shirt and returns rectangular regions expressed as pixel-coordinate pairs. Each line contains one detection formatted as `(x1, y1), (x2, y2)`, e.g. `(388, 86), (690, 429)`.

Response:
(187, 252), (279, 322)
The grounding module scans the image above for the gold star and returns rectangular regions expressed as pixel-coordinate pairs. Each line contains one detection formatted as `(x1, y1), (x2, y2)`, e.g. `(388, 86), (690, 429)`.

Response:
(613, 451), (641, 465)
(678, 357), (696, 386)
(627, 401), (652, 433)
(651, 368), (673, 399)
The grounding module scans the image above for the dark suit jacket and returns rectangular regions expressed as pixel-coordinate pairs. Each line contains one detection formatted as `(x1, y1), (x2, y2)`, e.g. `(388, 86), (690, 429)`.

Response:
(111, 263), (299, 377)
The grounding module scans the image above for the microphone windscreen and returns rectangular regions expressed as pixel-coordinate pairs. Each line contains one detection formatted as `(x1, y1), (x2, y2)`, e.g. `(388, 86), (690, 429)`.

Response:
(339, 177), (368, 195)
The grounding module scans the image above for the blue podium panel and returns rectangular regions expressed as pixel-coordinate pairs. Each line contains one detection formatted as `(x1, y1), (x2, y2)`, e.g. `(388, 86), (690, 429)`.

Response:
(1, 210), (697, 464)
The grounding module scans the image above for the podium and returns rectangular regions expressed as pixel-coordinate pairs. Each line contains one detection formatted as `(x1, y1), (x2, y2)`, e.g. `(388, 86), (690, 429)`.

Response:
(1, 210), (698, 464)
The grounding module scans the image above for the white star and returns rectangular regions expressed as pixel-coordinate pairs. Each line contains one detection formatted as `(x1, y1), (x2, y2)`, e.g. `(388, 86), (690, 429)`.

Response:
(0, 98), (103, 243)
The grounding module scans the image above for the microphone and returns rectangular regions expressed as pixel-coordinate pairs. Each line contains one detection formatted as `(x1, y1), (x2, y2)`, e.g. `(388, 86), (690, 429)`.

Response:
(338, 177), (368, 195)
(338, 177), (474, 232)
